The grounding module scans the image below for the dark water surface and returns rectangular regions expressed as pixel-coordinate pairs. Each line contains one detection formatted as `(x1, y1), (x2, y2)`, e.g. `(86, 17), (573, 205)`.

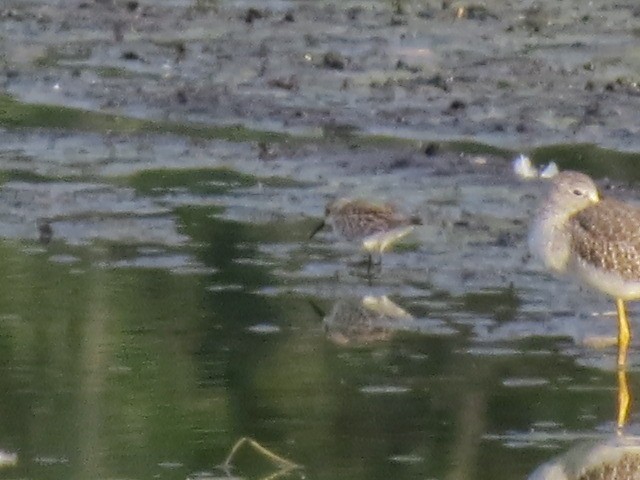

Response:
(0, 125), (636, 480)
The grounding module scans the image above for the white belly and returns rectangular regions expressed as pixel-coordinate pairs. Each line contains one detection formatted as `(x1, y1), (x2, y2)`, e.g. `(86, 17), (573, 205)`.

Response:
(572, 255), (640, 300)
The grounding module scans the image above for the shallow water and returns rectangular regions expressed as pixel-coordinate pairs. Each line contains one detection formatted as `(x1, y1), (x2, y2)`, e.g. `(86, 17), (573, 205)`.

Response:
(2, 0), (640, 479)
(0, 126), (637, 480)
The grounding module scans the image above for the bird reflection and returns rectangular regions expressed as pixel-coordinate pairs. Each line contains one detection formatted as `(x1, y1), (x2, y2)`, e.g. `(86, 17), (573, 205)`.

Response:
(0, 450), (17, 468)
(528, 435), (640, 480)
(323, 295), (414, 346)
(528, 365), (635, 479)
(37, 218), (53, 245)
(617, 367), (631, 434)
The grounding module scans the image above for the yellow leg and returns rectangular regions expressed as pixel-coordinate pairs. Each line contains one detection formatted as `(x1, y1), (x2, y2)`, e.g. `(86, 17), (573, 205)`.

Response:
(616, 298), (631, 368)
(615, 298), (632, 434)
(617, 366), (631, 434)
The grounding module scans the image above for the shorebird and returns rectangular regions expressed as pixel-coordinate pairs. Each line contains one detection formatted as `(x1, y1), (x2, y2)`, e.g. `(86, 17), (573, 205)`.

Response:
(529, 169), (640, 369)
(310, 198), (421, 271)
(529, 170), (640, 429)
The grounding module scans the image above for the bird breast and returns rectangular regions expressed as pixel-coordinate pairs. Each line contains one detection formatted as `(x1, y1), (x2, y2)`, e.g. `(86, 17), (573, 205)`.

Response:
(529, 208), (573, 274)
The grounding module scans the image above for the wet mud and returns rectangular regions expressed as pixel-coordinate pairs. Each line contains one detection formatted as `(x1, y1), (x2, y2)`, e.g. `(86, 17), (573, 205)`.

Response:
(1, 2), (640, 478)
(3, 0), (640, 150)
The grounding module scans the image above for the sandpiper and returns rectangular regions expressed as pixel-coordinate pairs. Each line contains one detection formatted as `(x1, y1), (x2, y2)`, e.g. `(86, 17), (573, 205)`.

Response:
(310, 198), (421, 270)
(529, 170), (640, 370)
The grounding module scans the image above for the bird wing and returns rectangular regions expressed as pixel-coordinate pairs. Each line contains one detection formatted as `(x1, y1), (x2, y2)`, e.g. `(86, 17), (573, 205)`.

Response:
(340, 201), (412, 239)
(569, 198), (640, 279)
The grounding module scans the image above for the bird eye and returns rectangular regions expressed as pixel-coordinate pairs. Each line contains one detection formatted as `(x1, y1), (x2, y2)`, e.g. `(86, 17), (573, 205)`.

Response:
(572, 189), (583, 196)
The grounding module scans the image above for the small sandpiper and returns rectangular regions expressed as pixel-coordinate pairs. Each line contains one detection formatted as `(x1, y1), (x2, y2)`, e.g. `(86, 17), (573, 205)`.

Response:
(310, 198), (421, 271)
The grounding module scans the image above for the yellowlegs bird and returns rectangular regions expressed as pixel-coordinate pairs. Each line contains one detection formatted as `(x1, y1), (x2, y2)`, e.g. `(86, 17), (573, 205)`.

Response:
(310, 198), (421, 270)
(529, 170), (640, 427)
(528, 170), (640, 367)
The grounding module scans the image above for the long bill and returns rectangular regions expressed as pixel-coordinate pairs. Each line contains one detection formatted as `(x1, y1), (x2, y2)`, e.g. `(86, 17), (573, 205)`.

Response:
(309, 220), (326, 239)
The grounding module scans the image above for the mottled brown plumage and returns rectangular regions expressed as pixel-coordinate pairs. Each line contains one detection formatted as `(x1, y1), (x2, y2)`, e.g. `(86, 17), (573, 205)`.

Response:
(321, 198), (421, 252)
(579, 453), (640, 480)
(310, 197), (421, 270)
(528, 437), (640, 480)
(570, 198), (640, 282)
(327, 199), (419, 242)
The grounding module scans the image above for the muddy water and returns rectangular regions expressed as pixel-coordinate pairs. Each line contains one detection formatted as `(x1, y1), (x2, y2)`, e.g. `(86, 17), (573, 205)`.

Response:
(2, 0), (640, 479)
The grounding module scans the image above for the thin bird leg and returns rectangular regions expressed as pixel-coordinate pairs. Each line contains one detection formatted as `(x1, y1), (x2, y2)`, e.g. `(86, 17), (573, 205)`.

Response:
(616, 298), (631, 368)
(222, 437), (301, 470)
(616, 366), (631, 434)
(367, 253), (372, 275)
(261, 467), (300, 480)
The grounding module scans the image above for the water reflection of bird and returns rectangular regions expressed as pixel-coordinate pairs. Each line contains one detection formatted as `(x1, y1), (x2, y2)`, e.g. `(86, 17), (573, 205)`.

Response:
(527, 436), (640, 480)
(37, 219), (53, 245)
(528, 362), (633, 479)
(323, 295), (414, 346)
(529, 171), (640, 368)
(310, 198), (421, 271)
